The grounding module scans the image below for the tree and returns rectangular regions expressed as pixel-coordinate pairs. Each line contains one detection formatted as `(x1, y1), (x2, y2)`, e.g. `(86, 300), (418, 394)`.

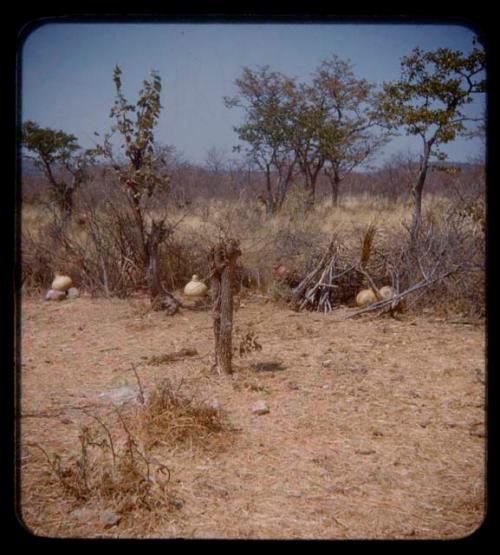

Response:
(378, 41), (486, 240)
(205, 146), (228, 175)
(288, 82), (328, 209)
(91, 65), (172, 308)
(21, 121), (91, 222)
(312, 56), (390, 207)
(224, 66), (298, 214)
(209, 238), (241, 374)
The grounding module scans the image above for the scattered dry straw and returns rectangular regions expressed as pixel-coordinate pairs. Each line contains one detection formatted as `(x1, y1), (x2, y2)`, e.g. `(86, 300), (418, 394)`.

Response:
(138, 378), (230, 450)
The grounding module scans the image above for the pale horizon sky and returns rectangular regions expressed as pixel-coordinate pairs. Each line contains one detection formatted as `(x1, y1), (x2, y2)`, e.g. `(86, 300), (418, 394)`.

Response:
(20, 21), (486, 167)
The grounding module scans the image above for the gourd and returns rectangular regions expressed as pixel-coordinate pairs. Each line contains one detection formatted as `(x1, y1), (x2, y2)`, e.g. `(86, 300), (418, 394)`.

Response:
(51, 273), (73, 292)
(379, 285), (395, 300)
(355, 288), (377, 307)
(184, 275), (208, 297)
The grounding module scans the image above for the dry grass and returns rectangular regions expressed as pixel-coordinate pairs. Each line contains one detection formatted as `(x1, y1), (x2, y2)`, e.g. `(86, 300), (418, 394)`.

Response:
(21, 192), (484, 317)
(136, 377), (231, 450)
(19, 294), (485, 539)
(21, 371), (234, 538)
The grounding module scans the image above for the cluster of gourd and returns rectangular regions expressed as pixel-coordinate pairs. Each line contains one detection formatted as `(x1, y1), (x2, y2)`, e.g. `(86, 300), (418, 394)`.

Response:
(45, 273), (79, 301)
(356, 285), (406, 312)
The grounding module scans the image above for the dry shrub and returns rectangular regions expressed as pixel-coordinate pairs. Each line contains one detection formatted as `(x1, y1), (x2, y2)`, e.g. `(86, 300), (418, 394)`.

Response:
(275, 209), (485, 318)
(267, 278), (297, 306)
(161, 231), (211, 291)
(405, 211), (485, 317)
(27, 416), (181, 519)
(21, 229), (62, 293)
(359, 211), (485, 318)
(21, 181), (485, 317)
(138, 378), (230, 451)
(21, 200), (145, 297)
(23, 376), (235, 531)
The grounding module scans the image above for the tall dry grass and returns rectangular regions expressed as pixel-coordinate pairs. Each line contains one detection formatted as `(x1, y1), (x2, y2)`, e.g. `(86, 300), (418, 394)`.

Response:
(20, 189), (485, 317)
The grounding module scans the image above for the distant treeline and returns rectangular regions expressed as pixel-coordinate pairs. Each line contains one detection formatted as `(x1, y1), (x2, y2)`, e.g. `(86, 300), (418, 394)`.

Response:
(21, 155), (485, 208)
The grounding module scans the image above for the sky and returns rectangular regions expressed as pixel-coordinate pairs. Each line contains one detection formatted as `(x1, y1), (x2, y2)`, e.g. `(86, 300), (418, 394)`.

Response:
(20, 21), (486, 167)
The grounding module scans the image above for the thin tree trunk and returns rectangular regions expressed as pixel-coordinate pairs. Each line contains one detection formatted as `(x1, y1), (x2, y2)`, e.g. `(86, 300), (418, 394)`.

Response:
(265, 166), (276, 215)
(209, 239), (241, 374)
(276, 160), (296, 211)
(411, 138), (434, 242)
(60, 189), (74, 224)
(303, 162), (324, 210)
(146, 219), (166, 310)
(330, 173), (340, 208)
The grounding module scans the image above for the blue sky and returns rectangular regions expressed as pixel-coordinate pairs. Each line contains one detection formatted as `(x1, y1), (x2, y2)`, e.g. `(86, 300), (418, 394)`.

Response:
(20, 21), (485, 166)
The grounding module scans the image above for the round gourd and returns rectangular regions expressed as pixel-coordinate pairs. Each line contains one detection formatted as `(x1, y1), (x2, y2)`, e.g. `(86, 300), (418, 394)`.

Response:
(184, 275), (208, 297)
(379, 285), (395, 300)
(356, 288), (377, 307)
(52, 273), (73, 292)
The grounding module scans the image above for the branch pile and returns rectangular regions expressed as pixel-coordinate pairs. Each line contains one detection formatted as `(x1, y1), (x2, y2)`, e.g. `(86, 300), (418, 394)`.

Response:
(289, 219), (475, 317)
(291, 239), (362, 313)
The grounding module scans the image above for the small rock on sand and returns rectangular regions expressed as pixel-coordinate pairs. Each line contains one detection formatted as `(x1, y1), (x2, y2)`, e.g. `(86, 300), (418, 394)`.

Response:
(100, 508), (121, 528)
(67, 287), (80, 299)
(45, 289), (67, 301)
(252, 400), (270, 415)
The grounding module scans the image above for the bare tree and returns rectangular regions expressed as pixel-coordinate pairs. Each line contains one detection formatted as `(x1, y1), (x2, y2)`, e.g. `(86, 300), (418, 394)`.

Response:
(208, 238), (242, 374)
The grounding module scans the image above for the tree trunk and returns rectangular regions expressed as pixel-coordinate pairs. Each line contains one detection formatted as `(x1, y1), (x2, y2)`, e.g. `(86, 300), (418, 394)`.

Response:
(146, 219), (166, 310)
(265, 166), (276, 215)
(276, 159), (296, 212)
(330, 173), (340, 208)
(209, 239), (241, 374)
(410, 177), (424, 240)
(305, 171), (316, 210)
(410, 138), (434, 242)
(60, 188), (74, 223)
(304, 163), (324, 210)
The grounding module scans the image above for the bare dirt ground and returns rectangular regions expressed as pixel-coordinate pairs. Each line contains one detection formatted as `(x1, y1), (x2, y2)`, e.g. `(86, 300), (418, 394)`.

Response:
(18, 293), (486, 539)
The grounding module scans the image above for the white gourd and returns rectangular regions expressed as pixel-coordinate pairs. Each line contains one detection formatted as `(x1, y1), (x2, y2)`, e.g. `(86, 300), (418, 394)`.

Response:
(184, 275), (208, 297)
(379, 285), (395, 300)
(52, 273), (73, 292)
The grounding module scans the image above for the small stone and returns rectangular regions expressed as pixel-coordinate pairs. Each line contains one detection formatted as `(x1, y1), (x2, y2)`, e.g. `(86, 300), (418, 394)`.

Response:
(99, 385), (140, 405)
(67, 287), (80, 299)
(70, 506), (94, 522)
(209, 399), (221, 411)
(100, 508), (121, 528)
(322, 359), (333, 368)
(252, 400), (270, 415)
(45, 289), (67, 301)
(355, 448), (376, 455)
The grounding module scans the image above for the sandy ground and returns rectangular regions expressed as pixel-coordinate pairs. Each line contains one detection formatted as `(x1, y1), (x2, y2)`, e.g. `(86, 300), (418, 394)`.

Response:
(18, 293), (486, 539)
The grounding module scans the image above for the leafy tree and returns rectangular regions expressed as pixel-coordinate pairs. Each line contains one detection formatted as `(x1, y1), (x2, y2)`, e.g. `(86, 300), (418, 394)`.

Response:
(378, 41), (486, 240)
(91, 65), (171, 308)
(312, 56), (390, 207)
(288, 82), (329, 208)
(21, 120), (91, 221)
(224, 66), (298, 214)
